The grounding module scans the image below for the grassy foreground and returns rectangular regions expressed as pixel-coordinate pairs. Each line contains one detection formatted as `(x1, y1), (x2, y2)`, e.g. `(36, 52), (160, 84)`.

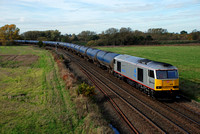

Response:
(97, 45), (200, 102)
(0, 46), (111, 133)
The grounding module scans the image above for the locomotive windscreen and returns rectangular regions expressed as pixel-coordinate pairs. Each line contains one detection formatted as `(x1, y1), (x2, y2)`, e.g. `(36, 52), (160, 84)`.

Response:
(156, 70), (178, 79)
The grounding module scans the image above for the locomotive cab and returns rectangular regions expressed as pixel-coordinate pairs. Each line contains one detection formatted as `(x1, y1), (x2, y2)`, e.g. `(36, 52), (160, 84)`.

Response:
(154, 69), (179, 98)
(113, 55), (180, 99)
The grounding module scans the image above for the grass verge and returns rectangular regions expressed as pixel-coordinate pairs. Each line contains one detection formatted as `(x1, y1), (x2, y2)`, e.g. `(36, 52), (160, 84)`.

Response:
(0, 46), (113, 133)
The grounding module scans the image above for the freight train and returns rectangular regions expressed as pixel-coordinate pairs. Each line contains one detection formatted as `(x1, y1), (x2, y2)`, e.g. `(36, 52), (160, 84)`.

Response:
(15, 40), (179, 98)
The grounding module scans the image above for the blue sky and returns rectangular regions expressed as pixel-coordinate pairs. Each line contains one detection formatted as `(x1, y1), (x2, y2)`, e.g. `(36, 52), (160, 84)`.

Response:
(0, 0), (200, 34)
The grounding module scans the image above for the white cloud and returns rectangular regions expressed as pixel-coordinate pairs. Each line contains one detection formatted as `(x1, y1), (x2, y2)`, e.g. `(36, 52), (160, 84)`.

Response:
(0, 0), (200, 34)
(19, 17), (25, 22)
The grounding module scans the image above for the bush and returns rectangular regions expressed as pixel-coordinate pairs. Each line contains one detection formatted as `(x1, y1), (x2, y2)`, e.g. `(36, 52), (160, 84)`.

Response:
(86, 40), (96, 46)
(77, 82), (95, 97)
(38, 41), (43, 48)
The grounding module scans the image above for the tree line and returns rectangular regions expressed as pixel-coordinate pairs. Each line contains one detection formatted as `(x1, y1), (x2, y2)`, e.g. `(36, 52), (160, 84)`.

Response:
(1, 24), (200, 46)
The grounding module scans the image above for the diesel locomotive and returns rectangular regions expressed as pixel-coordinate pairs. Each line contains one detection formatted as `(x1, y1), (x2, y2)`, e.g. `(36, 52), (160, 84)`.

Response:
(15, 40), (179, 98)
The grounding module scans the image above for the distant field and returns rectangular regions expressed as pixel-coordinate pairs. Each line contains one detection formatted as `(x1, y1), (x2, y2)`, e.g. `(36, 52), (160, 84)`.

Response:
(0, 46), (90, 133)
(97, 45), (200, 102)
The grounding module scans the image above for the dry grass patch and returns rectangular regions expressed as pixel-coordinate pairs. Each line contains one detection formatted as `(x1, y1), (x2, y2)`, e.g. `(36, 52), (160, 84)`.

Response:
(51, 51), (114, 134)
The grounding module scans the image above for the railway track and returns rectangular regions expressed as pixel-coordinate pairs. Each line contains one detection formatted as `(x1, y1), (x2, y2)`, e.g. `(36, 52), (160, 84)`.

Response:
(55, 48), (200, 133)
(162, 102), (200, 124)
(79, 62), (141, 134)
(60, 49), (165, 133)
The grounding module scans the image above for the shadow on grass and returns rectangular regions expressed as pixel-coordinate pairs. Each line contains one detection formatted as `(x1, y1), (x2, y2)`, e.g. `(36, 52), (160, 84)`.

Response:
(179, 78), (200, 102)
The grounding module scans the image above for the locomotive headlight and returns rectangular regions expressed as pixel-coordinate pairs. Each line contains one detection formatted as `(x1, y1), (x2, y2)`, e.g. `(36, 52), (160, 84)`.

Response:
(156, 86), (162, 89)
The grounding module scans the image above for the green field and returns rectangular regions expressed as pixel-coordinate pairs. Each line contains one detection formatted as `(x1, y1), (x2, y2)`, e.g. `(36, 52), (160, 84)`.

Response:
(0, 46), (110, 133)
(97, 45), (200, 102)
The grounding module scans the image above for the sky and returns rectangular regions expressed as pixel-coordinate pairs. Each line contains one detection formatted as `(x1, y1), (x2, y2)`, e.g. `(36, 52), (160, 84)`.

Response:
(0, 0), (200, 34)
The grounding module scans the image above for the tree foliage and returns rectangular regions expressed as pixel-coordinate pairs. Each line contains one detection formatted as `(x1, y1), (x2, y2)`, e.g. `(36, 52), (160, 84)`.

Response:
(19, 27), (200, 46)
(180, 30), (187, 34)
(147, 28), (168, 34)
(21, 30), (61, 41)
(0, 24), (20, 45)
(78, 31), (97, 41)
(191, 31), (200, 40)
(37, 40), (44, 48)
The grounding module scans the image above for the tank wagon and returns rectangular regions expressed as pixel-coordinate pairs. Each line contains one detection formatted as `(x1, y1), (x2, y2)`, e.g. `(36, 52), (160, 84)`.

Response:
(14, 40), (179, 98)
(79, 46), (89, 57)
(102, 52), (119, 72)
(63, 43), (69, 50)
(96, 51), (108, 65)
(86, 48), (101, 62)
(74, 45), (81, 52)
(70, 44), (76, 52)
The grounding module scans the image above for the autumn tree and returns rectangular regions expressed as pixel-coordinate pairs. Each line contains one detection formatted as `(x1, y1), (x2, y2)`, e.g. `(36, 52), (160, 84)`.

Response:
(180, 30), (187, 34)
(191, 30), (200, 40)
(71, 34), (79, 41)
(60, 34), (71, 43)
(105, 28), (118, 35)
(0, 24), (20, 45)
(50, 30), (61, 41)
(119, 27), (132, 45)
(21, 30), (61, 41)
(147, 28), (168, 34)
(78, 31), (96, 42)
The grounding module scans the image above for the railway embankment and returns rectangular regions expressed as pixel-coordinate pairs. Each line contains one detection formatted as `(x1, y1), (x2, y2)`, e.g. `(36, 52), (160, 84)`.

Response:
(53, 46), (200, 133)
